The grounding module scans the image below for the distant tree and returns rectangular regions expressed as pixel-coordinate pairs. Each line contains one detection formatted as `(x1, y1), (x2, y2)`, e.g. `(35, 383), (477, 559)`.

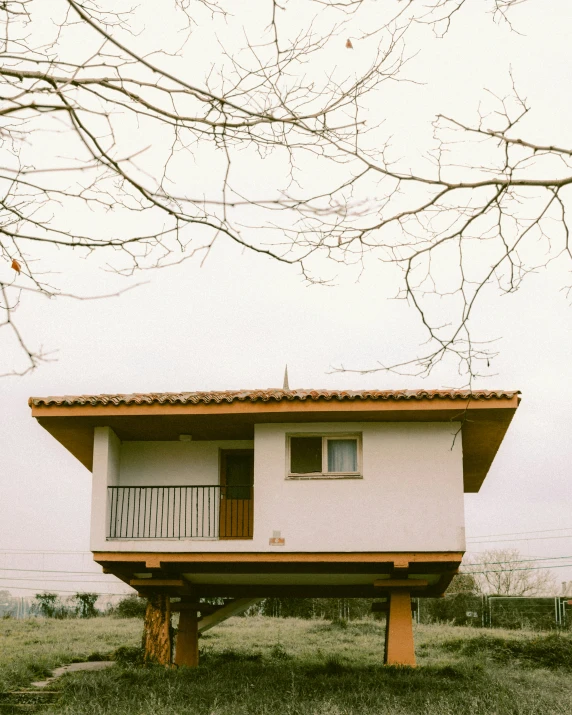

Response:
(73, 592), (99, 618)
(446, 573), (478, 595)
(34, 592), (60, 618)
(465, 549), (556, 597)
(259, 598), (373, 620)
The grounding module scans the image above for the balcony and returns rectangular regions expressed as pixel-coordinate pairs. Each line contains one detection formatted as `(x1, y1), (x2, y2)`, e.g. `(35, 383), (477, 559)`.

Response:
(107, 485), (253, 540)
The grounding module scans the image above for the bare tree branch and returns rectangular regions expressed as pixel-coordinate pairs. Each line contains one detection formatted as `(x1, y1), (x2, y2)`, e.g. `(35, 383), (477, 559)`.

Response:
(0, 0), (539, 377)
(465, 549), (556, 596)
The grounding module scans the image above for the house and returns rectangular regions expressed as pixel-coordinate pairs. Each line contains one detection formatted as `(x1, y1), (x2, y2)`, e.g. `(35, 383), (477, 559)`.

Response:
(29, 388), (520, 666)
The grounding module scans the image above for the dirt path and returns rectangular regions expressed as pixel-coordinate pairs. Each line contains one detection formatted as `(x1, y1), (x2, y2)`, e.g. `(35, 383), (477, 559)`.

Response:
(0, 663), (116, 712)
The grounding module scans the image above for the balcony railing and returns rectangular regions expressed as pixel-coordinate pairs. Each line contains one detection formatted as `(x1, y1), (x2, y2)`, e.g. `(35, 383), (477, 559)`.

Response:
(107, 485), (253, 539)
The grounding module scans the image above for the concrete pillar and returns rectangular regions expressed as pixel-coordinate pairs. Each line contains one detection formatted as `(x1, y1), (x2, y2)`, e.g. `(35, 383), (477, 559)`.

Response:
(174, 609), (199, 667)
(384, 589), (416, 667)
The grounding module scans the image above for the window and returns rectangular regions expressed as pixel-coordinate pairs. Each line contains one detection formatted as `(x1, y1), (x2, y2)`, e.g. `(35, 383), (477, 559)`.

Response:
(287, 434), (361, 478)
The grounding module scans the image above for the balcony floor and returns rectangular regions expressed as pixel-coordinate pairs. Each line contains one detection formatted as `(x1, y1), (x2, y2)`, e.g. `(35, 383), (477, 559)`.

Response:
(94, 550), (463, 598)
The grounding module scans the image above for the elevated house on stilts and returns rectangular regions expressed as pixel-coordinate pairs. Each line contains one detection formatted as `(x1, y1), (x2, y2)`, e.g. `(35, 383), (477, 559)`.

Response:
(29, 387), (519, 667)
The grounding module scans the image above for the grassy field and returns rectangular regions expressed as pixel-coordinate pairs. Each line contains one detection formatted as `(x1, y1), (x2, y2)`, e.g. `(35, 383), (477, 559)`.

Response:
(1, 616), (572, 714)
(0, 617), (142, 691)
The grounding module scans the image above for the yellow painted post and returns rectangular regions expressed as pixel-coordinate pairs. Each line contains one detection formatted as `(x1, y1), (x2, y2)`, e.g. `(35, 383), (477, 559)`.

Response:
(174, 608), (199, 667)
(384, 589), (416, 667)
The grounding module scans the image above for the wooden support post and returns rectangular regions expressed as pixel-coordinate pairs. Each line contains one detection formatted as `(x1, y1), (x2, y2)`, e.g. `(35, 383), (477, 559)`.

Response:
(384, 589), (416, 667)
(142, 594), (172, 666)
(174, 608), (199, 668)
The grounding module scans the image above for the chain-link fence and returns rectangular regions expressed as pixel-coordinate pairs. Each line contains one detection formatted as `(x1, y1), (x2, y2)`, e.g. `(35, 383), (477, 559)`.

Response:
(417, 594), (571, 630)
(486, 596), (568, 630)
(253, 595), (571, 630)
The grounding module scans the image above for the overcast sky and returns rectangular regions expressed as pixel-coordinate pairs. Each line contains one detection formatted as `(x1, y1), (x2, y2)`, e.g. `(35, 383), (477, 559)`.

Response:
(1, 0), (572, 598)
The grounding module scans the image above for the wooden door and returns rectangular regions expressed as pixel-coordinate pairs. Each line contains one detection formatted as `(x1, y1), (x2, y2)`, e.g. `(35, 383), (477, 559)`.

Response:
(219, 449), (254, 539)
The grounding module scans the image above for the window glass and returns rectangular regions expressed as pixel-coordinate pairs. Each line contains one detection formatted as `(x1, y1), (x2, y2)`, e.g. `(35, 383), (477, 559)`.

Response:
(290, 437), (322, 474)
(327, 439), (358, 472)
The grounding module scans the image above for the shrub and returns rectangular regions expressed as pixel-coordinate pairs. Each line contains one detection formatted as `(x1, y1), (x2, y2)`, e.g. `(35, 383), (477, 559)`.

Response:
(113, 595), (147, 619)
(216, 648), (263, 663)
(73, 593), (99, 619)
(113, 645), (144, 665)
(270, 643), (291, 660)
(34, 592), (59, 618)
(86, 651), (108, 662)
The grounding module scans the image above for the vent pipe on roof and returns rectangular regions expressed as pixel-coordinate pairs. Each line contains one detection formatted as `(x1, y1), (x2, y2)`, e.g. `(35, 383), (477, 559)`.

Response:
(283, 365), (290, 390)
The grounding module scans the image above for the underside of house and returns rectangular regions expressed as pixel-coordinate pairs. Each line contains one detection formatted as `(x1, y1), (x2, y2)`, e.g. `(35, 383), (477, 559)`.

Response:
(30, 388), (520, 667)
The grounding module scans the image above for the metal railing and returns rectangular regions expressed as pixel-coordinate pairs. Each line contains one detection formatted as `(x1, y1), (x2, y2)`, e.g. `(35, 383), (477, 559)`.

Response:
(107, 485), (253, 539)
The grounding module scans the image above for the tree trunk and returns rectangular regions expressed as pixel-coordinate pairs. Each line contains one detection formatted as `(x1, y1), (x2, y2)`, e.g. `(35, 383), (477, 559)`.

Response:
(142, 594), (172, 666)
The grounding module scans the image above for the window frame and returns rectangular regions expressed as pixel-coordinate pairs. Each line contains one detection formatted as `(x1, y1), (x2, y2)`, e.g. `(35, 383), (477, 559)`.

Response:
(286, 433), (363, 479)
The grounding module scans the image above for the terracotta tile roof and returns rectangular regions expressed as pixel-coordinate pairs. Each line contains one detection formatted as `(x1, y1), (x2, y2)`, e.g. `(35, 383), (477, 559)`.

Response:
(29, 389), (520, 408)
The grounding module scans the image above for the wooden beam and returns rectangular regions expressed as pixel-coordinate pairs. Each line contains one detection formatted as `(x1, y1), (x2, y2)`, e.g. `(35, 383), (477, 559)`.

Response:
(157, 584), (433, 598)
(97, 551), (464, 564)
(131, 579), (185, 588)
(198, 599), (261, 634)
(145, 556), (163, 569)
(374, 579), (428, 589)
(392, 558), (410, 577)
(170, 602), (217, 614)
(434, 570), (459, 593)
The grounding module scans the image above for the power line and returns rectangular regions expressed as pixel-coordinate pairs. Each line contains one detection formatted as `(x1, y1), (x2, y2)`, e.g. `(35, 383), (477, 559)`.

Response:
(3, 565), (572, 589)
(0, 567), (114, 575)
(467, 535), (572, 544)
(467, 563), (572, 574)
(2, 558), (572, 575)
(2, 554), (571, 582)
(4, 565), (571, 591)
(0, 585), (131, 595)
(467, 526), (572, 539)
(465, 555), (572, 566)
(0, 549), (91, 554)
(0, 577), (127, 584)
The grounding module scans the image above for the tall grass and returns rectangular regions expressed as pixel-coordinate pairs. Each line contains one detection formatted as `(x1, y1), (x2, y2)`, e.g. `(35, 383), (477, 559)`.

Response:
(1, 616), (571, 714)
(0, 617), (142, 690)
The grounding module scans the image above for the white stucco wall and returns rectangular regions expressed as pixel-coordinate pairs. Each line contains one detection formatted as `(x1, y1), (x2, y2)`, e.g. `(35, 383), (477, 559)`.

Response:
(91, 421), (466, 554)
(253, 422), (465, 553)
(119, 440), (254, 486)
